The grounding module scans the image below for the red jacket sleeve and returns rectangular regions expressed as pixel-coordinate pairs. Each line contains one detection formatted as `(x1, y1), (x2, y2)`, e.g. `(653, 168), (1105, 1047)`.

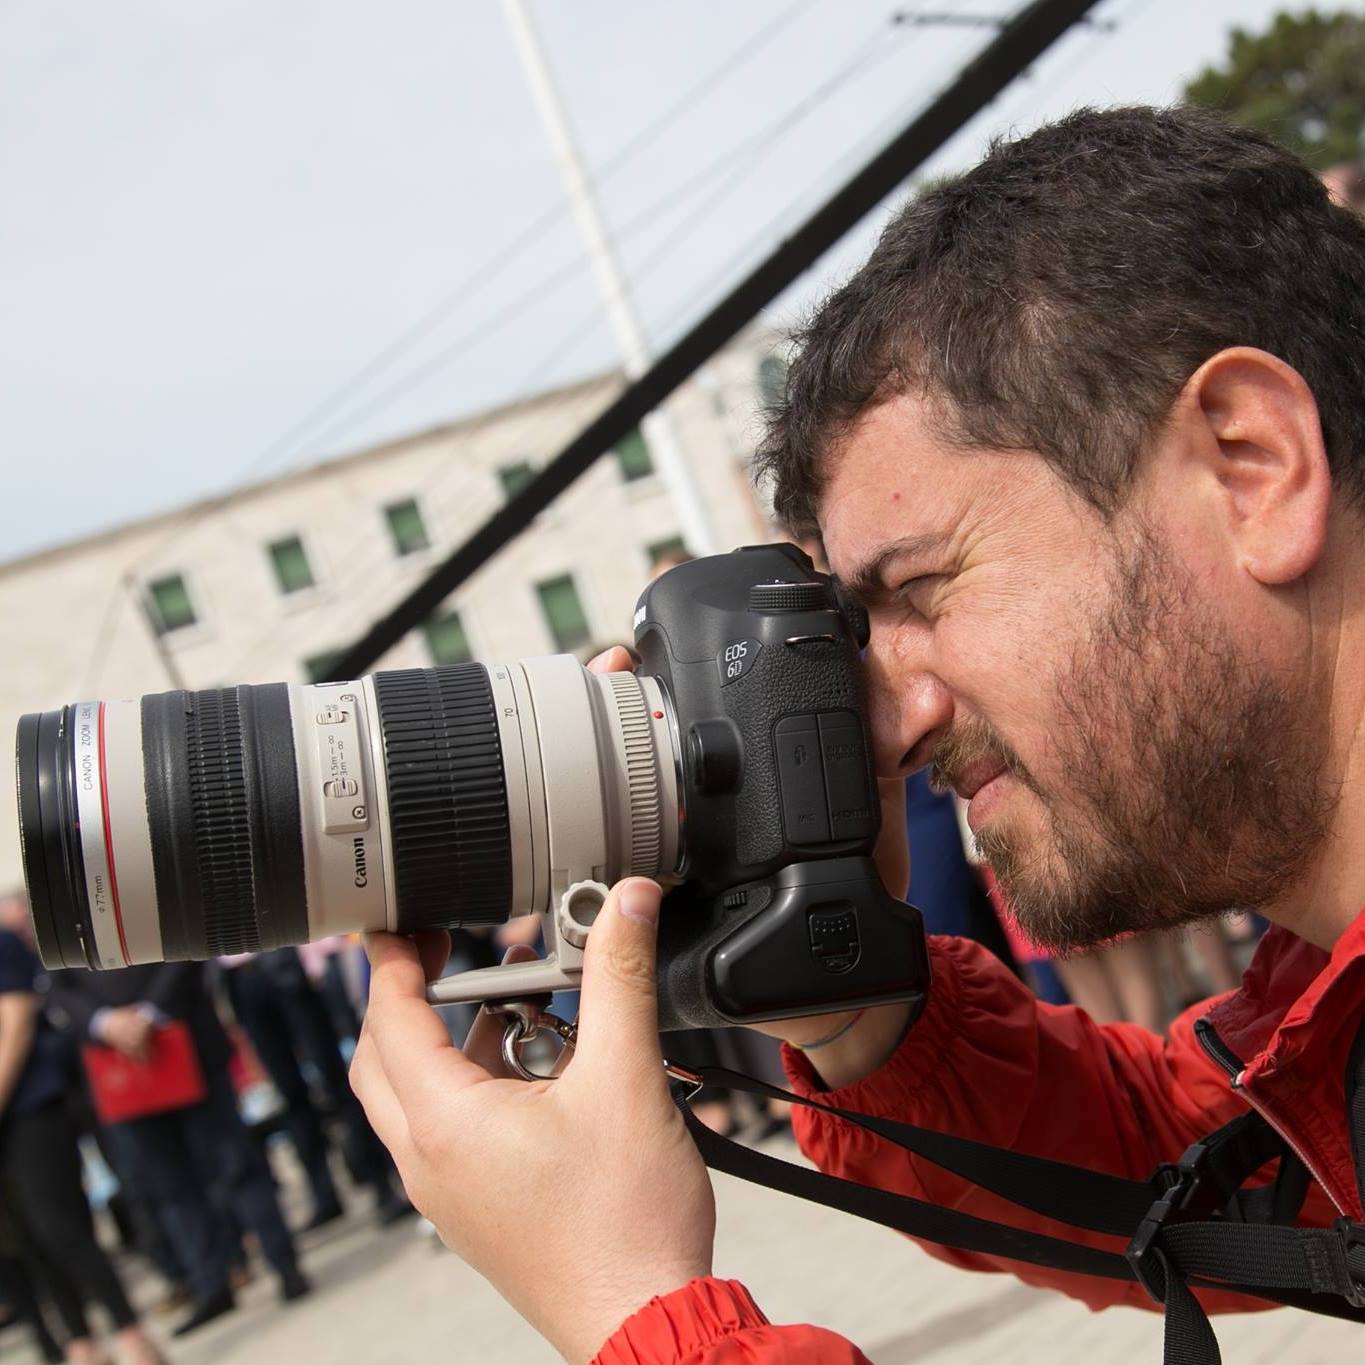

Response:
(783, 934), (1260, 1313)
(591, 1279), (870, 1364)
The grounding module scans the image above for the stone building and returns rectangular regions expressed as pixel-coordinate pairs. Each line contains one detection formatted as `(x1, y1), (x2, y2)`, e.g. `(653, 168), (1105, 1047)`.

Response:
(0, 329), (788, 891)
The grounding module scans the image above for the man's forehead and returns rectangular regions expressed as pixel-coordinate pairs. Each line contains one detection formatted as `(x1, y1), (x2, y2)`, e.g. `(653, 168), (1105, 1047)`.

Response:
(815, 395), (966, 573)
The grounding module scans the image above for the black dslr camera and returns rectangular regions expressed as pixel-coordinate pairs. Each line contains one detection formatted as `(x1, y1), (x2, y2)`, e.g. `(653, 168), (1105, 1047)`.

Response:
(638, 544), (929, 1029)
(16, 544), (929, 1032)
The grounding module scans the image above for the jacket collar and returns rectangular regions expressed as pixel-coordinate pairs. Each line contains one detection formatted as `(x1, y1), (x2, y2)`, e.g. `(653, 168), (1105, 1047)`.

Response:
(1203, 909), (1365, 1217)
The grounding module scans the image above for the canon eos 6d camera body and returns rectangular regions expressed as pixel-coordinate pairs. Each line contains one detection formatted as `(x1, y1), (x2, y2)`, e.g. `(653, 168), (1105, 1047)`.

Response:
(16, 544), (929, 1032)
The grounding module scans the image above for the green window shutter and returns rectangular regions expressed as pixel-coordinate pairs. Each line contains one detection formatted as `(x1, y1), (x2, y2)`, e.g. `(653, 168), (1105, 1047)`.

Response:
(614, 427), (654, 482)
(268, 535), (315, 594)
(385, 498), (430, 556)
(304, 650), (342, 684)
(757, 355), (788, 408)
(498, 462), (536, 500)
(424, 612), (472, 666)
(147, 574), (196, 634)
(536, 575), (591, 652)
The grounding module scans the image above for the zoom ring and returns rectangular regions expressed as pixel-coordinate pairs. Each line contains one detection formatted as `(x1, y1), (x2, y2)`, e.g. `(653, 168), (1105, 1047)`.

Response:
(373, 665), (512, 929)
(185, 689), (260, 954)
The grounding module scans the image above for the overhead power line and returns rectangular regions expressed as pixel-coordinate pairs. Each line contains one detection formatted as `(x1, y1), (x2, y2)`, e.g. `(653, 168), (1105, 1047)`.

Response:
(327, 0), (1106, 681)
(212, 17), (927, 681)
(121, 2), (1007, 582)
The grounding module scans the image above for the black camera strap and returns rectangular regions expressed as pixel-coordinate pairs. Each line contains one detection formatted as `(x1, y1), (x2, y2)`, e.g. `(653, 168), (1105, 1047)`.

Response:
(673, 1065), (1365, 1365)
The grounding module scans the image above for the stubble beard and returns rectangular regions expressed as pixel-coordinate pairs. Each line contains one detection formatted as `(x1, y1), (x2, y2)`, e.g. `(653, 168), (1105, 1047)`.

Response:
(944, 527), (1335, 954)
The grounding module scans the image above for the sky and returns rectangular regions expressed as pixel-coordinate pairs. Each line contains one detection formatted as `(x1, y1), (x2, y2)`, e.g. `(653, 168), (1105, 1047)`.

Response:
(0, 0), (1306, 563)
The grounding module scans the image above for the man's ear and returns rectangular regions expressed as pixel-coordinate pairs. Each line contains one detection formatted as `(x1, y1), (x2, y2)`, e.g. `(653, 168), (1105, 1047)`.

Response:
(1174, 347), (1332, 586)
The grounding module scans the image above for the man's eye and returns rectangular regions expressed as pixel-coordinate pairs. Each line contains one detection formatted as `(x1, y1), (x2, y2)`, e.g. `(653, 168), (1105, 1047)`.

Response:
(895, 575), (941, 611)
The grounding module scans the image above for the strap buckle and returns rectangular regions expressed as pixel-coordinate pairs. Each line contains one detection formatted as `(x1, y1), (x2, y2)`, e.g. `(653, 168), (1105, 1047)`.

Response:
(1335, 1219), (1365, 1309)
(1126, 1112), (1288, 1304)
(1126, 1140), (1215, 1304)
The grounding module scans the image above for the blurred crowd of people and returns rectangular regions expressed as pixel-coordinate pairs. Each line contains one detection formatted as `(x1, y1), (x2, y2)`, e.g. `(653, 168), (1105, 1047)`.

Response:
(0, 893), (411, 1364)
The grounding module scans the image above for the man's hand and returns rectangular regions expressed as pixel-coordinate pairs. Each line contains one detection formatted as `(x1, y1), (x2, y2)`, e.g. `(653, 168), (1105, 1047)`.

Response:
(587, 648), (915, 1090)
(98, 1006), (154, 1061)
(350, 877), (715, 1365)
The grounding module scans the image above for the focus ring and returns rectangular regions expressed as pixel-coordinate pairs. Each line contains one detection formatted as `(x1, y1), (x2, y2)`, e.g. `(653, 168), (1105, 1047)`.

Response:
(184, 690), (259, 955)
(373, 665), (511, 929)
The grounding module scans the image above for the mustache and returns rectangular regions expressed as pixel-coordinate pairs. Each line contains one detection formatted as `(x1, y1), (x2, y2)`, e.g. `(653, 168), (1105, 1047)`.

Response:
(928, 717), (1038, 799)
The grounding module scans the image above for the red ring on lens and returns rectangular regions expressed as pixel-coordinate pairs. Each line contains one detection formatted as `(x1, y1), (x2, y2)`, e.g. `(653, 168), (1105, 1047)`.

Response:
(97, 704), (131, 967)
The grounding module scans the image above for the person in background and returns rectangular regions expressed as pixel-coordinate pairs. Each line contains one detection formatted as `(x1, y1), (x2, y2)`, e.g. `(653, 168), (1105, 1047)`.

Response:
(296, 937), (363, 1051)
(49, 959), (308, 1337)
(903, 773), (1020, 970)
(218, 948), (409, 1229)
(0, 899), (163, 1365)
(0, 1244), (65, 1365)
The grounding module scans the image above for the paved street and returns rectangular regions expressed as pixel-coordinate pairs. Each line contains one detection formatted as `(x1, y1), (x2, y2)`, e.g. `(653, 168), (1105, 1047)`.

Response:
(3, 1134), (1356, 1365)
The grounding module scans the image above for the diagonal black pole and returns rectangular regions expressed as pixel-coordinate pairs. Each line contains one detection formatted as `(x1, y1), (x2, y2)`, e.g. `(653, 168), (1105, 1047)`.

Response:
(329, 0), (1101, 680)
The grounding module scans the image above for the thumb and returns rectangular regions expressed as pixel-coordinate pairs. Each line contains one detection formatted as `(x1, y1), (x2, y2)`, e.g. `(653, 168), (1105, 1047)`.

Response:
(570, 877), (664, 1082)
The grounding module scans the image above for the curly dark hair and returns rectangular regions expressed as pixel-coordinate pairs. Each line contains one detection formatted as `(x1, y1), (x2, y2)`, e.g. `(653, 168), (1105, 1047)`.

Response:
(755, 105), (1365, 533)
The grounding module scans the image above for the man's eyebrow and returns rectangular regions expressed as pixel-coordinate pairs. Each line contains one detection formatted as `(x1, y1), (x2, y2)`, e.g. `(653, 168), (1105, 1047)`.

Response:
(838, 532), (952, 603)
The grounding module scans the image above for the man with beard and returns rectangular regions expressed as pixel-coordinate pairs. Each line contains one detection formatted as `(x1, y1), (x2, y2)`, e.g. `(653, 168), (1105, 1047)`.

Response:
(348, 105), (1365, 1362)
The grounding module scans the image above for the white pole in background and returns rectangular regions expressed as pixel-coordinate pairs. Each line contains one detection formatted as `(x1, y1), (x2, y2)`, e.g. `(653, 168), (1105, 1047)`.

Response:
(503, 0), (720, 556)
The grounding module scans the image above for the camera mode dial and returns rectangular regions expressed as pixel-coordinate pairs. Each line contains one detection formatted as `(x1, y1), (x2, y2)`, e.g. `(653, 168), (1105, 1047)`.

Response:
(747, 581), (828, 613)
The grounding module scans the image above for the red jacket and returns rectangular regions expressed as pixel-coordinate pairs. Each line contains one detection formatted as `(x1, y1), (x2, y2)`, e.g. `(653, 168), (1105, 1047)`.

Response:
(593, 913), (1365, 1363)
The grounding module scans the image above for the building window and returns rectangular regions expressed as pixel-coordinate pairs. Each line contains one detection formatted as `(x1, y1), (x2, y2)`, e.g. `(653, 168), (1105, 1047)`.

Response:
(304, 650), (342, 684)
(614, 428), (654, 482)
(536, 574), (591, 652)
(424, 611), (472, 666)
(757, 354), (788, 408)
(268, 535), (315, 594)
(146, 574), (196, 634)
(498, 461), (536, 500)
(384, 498), (430, 556)
(646, 536), (688, 569)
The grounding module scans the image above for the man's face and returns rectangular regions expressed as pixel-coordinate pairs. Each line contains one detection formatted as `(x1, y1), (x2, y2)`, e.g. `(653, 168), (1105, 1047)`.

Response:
(819, 395), (1333, 951)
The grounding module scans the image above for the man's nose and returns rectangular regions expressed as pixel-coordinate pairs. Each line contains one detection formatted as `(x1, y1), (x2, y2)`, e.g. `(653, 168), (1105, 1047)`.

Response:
(863, 631), (954, 778)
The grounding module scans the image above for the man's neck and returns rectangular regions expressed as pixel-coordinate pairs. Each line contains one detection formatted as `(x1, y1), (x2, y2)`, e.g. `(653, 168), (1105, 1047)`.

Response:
(1263, 563), (1365, 952)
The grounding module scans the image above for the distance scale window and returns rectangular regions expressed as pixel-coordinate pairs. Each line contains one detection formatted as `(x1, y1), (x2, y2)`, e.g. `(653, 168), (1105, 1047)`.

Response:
(614, 427), (655, 482)
(536, 574), (591, 652)
(424, 611), (472, 666)
(145, 574), (197, 634)
(384, 498), (431, 556)
(268, 534), (315, 594)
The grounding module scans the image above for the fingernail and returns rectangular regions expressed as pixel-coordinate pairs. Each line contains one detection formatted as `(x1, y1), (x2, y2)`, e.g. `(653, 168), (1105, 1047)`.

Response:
(618, 880), (660, 925)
